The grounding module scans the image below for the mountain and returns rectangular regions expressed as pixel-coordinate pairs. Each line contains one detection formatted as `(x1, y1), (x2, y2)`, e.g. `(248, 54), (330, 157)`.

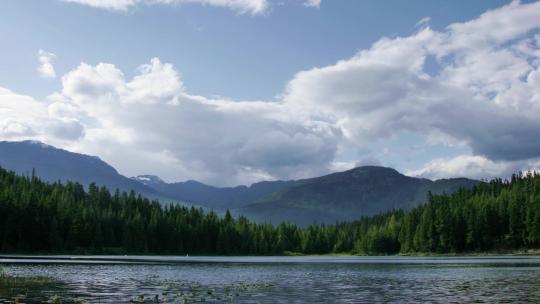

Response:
(0, 140), (160, 199)
(132, 175), (292, 210)
(0, 141), (479, 226)
(238, 166), (478, 225)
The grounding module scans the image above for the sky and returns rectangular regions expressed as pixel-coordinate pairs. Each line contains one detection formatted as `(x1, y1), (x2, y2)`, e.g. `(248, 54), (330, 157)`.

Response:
(1, 0), (540, 186)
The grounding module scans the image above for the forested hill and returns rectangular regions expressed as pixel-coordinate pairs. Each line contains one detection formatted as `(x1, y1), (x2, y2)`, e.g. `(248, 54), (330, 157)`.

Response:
(239, 166), (478, 225)
(0, 141), (479, 225)
(0, 166), (538, 255)
(0, 140), (159, 199)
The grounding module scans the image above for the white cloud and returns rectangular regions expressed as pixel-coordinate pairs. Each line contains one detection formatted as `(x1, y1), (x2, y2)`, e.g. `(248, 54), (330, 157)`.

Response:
(62, 0), (269, 14)
(407, 155), (540, 180)
(48, 58), (340, 185)
(63, 0), (137, 11)
(0, 120), (35, 138)
(37, 49), (56, 78)
(0, 87), (84, 141)
(415, 17), (430, 29)
(3, 1), (540, 185)
(284, 0), (540, 164)
(304, 0), (320, 8)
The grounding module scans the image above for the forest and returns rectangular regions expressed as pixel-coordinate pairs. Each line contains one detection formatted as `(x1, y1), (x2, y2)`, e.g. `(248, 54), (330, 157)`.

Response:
(0, 167), (539, 255)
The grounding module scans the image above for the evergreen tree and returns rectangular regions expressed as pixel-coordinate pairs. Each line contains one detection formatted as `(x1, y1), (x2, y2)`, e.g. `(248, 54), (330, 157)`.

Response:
(0, 166), (538, 255)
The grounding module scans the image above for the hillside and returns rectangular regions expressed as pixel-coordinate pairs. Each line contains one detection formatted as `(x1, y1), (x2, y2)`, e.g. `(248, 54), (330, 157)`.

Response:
(0, 141), (478, 225)
(133, 175), (292, 209)
(0, 163), (537, 255)
(238, 166), (478, 225)
(0, 140), (160, 199)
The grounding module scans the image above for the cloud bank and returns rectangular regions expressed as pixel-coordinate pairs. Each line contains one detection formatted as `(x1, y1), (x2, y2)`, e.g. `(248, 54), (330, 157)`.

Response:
(2, 1), (540, 185)
(21, 58), (340, 185)
(283, 0), (540, 179)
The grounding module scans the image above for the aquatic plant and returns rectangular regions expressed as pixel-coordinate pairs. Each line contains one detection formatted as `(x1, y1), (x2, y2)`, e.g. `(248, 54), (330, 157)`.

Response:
(0, 271), (56, 288)
(126, 279), (274, 303)
(0, 272), (86, 304)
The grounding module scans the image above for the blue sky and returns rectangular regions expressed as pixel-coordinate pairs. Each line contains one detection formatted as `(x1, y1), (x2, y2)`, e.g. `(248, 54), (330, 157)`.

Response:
(0, 0), (513, 99)
(1, 0), (540, 185)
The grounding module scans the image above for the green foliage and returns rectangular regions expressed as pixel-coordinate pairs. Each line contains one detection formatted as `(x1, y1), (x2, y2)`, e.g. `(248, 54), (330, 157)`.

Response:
(0, 167), (538, 255)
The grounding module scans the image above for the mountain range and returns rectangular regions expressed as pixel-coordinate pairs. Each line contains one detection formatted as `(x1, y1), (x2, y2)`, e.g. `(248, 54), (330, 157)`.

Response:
(132, 174), (292, 210)
(238, 166), (476, 225)
(0, 141), (160, 198)
(0, 140), (479, 225)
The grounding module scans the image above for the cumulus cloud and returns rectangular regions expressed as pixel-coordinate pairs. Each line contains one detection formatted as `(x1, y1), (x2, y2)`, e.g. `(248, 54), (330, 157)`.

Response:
(0, 87), (84, 141)
(3, 1), (540, 184)
(62, 0), (270, 14)
(37, 49), (56, 78)
(0, 120), (35, 138)
(283, 0), (540, 178)
(48, 58), (340, 185)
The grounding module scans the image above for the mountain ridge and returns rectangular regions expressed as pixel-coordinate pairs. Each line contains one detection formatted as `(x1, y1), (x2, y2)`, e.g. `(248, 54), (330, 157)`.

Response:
(0, 140), (161, 199)
(131, 174), (293, 209)
(0, 140), (479, 225)
(238, 166), (478, 225)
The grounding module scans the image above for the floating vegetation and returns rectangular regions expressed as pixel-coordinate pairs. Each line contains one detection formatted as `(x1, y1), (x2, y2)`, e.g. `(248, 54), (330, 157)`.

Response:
(1, 268), (275, 303)
(0, 271), (85, 304)
(0, 272), (56, 289)
(129, 279), (274, 303)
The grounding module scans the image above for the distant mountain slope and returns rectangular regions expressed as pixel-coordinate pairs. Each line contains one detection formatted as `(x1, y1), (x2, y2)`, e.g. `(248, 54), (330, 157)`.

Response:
(133, 174), (292, 209)
(0, 140), (159, 199)
(0, 141), (479, 226)
(238, 166), (478, 225)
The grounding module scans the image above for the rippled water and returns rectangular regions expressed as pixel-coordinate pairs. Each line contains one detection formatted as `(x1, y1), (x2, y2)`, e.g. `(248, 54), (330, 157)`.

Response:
(1, 256), (540, 303)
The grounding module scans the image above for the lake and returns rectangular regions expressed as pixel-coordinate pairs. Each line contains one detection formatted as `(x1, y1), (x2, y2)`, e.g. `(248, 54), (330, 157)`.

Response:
(1, 255), (540, 303)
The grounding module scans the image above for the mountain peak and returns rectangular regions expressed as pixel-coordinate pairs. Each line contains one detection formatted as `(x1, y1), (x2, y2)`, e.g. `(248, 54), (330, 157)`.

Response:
(4, 140), (53, 149)
(350, 165), (400, 174)
(132, 175), (165, 186)
(240, 165), (479, 225)
(346, 166), (403, 180)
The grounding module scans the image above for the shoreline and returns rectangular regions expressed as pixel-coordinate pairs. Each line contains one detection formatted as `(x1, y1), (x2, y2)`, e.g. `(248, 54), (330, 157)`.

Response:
(0, 250), (539, 260)
(285, 249), (540, 257)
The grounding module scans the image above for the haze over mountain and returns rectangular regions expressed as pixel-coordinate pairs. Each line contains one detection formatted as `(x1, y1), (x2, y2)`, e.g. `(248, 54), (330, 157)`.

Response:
(132, 175), (292, 210)
(0, 141), (478, 225)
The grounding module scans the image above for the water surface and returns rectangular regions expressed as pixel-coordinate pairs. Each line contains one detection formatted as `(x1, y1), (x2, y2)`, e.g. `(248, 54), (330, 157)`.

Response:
(1, 255), (539, 303)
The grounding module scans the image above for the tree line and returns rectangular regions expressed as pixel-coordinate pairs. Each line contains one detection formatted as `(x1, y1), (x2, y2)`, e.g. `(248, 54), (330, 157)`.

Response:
(0, 167), (538, 255)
